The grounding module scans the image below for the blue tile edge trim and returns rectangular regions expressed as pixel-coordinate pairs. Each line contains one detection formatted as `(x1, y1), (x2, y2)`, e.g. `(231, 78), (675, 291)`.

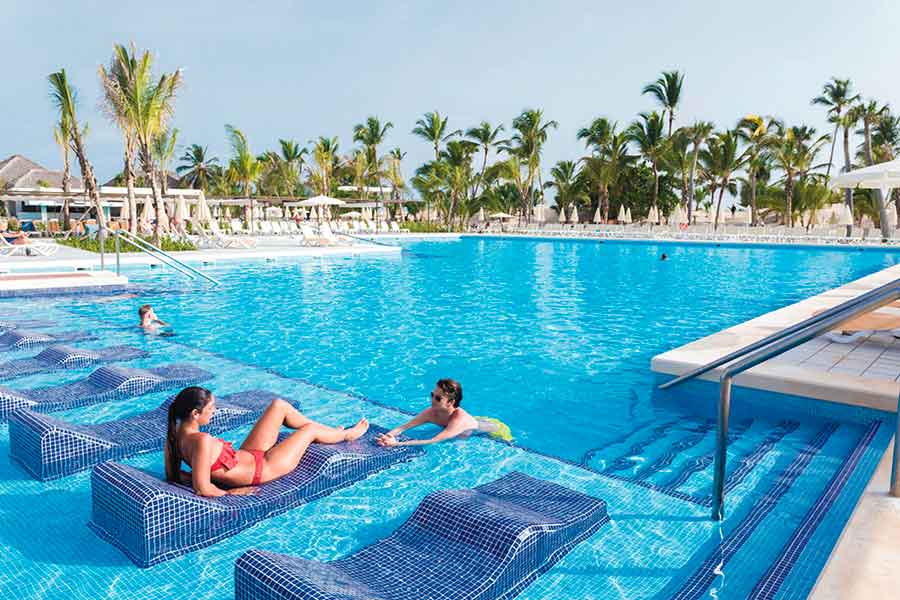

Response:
(747, 419), (888, 600)
(0, 284), (129, 299)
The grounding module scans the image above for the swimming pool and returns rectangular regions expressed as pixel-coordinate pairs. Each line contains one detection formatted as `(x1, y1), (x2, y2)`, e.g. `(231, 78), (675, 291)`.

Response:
(1, 236), (897, 599)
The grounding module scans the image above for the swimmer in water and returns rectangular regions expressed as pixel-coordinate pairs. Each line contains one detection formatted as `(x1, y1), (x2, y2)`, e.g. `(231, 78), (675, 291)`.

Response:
(660, 253), (668, 261)
(139, 304), (172, 335)
(376, 378), (511, 446)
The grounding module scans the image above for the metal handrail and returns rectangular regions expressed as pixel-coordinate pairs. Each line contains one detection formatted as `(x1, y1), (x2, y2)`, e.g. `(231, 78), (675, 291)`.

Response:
(659, 276), (900, 390)
(704, 283), (900, 520)
(111, 229), (221, 286)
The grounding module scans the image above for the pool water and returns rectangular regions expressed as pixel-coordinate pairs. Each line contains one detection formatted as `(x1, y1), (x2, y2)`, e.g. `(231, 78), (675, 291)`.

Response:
(0, 236), (897, 599)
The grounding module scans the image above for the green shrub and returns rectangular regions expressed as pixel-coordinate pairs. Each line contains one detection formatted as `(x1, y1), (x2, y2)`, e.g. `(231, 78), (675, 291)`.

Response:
(404, 221), (462, 233)
(57, 235), (197, 253)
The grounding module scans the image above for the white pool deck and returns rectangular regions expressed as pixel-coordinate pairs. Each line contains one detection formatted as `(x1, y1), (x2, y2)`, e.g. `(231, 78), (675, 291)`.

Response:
(652, 263), (900, 599)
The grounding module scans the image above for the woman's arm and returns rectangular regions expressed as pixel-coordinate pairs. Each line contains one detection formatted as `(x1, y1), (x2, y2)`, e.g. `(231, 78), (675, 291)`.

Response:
(190, 435), (227, 497)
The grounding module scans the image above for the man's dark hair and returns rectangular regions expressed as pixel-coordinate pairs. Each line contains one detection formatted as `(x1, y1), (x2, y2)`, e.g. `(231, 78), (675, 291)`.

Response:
(138, 304), (153, 319)
(435, 378), (463, 407)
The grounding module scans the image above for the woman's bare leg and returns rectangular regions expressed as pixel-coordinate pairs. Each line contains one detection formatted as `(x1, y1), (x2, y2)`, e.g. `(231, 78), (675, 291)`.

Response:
(240, 399), (314, 452)
(260, 419), (369, 482)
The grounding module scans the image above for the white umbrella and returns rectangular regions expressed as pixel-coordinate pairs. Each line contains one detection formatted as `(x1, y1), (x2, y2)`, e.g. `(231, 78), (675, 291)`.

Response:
(593, 206), (602, 223)
(490, 211), (514, 220)
(140, 197), (153, 224)
(861, 214), (875, 229)
(745, 207), (753, 225)
(174, 195), (187, 224)
(341, 210), (362, 219)
(155, 198), (170, 232)
(196, 194), (212, 223)
(839, 204), (854, 226)
(887, 203), (898, 228)
(476, 207), (486, 222)
(616, 205), (626, 222)
(569, 206), (580, 224)
(648, 206), (659, 224)
(624, 207), (633, 224)
(119, 194), (130, 223)
(534, 204), (546, 223)
(298, 194), (346, 207)
(557, 206), (566, 224)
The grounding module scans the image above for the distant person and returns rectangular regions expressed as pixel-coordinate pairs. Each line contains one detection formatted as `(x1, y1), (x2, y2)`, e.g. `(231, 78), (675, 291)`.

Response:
(660, 253), (668, 261)
(138, 304), (173, 336)
(376, 378), (512, 447)
(730, 205), (736, 217)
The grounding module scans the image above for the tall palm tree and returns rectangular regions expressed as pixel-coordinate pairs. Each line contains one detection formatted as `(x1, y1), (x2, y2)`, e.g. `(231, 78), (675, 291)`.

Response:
(308, 136), (339, 195)
(700, 130), (746, 230)
(48, 69), (105, 229)
(412, 111), (460, 161)
(386, 148), (407, 202)
(627, 111), (667, 213)
(737, 115), (776, 225)
(99, 43), (182, 243)
(578, 118), (631, 221)
(545, 160), (586, 219)
(225, 125), (262, 229)
(684, 121), (714, 222)
(853, 99), (891, 238)
(353, 116), (393, 183)
(642, 70), (684, 137)
(177, 144), (219, 191)
(501, 108), (558, 217)
(52, 118), (73, 230)
(768, 123), (830, 226)
(813, 78), (859, 236)
(151, 128), (178, 196)
(465, 121), (504, 197)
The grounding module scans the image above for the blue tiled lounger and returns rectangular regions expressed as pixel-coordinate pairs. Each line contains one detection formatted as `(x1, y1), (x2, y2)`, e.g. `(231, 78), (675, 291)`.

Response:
(0, 363), (212, 423)
(88, 427), (424, 567)
(0, 319), (56, 331)
(9, 390), (286, 481)
(0, 328), (98, 351)
(0, 344), (150, 381)
(234, 472), (609, 600)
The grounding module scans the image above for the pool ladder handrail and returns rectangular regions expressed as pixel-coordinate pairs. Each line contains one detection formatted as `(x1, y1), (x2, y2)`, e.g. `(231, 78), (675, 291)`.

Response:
(108, 228), (221, 286)
(659, 277), (900, 520)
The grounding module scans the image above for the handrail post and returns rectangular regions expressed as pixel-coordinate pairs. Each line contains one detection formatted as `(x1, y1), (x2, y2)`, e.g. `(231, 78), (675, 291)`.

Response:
(712, 375), (732, 521)
(99, 227), (106, 271)
(891, 390), (900, 497)
(115, 231), (121, 276)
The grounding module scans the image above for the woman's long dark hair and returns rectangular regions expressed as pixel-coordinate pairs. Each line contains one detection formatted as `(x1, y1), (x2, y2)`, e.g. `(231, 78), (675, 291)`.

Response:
(166, 386), (213, 482)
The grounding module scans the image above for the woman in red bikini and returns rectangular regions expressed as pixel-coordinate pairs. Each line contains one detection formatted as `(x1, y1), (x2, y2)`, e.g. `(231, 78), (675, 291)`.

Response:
(165, 386), (369, 496)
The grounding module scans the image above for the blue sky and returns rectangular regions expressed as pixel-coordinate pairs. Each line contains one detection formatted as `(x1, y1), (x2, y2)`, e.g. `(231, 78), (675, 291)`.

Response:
(3, 1), (899, 190)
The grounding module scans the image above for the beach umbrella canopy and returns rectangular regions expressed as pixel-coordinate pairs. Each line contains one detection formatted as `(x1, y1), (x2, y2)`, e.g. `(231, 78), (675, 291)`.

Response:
(616, 205), (626, 222)
(593, 206), (602, 223)
(156, 197), (170, 231)
(140, 197), (153, 224)
(838, 204), (854, 226)
(476, 207), (486, 222)
(556, 206), (566, 223)
(887, 203), (898, 228)
(570, 206), (580, 224)
(119, 195), (130, 222)
(341, 210), (361, 219)
(490, 211), (513, 220)
(624, 207), (633, 224)
(298, 194), (346, 207)
(830, 158), (900, 193)
(649, 206), (659, 224)
(534, 204), (546, 223)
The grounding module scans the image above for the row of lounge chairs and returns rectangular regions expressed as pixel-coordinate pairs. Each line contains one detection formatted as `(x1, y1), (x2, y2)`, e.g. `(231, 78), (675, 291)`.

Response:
(0, 233), (59, 257)
(2, 320), (608, 598)
(483, 223), (900, 246)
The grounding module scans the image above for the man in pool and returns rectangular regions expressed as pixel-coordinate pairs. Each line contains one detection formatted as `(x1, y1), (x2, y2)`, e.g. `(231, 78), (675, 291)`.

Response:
(138, 304), (172, 335)
(375, 378), (511, 446)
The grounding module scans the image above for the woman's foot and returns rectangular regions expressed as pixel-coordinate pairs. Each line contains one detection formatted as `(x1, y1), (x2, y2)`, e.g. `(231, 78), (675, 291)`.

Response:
(344, 418), (369, 441)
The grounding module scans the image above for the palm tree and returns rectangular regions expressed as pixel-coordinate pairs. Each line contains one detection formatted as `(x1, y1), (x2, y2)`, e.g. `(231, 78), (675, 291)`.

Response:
(48, 69), (105, 229)
(98, 43), (182, 243)
(578, 118), (632, 221)
(177, 144), (219, 190)
(386, 148), (407, 203)
(684, 121), (714, 222)
(225, 125), (262, 198)
(151, 128), (179, 196)
(353, 116), (393, 184)
(853, 99), (891, 238)
(465, 121), (504, 197)
(308, 136), (339, 195)
(413, 111), (460, 161)
(261, 139), (308, 196)
(768, 123), (830, 226)
(501, 108), (559, 218)
(700, 130), (746, 230)
(812, 78), (859, 178)
(627, 111), (667, 214)
(545, 160), (586, 219)
(52, 118), (73, 230)
(737, 115), (776, 225)
(642, 70), (684, 137)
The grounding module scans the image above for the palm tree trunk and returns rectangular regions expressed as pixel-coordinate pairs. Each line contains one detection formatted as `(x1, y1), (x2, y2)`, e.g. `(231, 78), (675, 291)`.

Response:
(124, 142), (138, 234)
(714, 183), (725, 231)
(825, 121), (839, 179)
(687, 147), (699, 223)
(651, 163), (659, 215)
(601, 184), (610, 222)
(785, 175), (794, 227)
(749, 169), (758, 226)
(70, 129), (106, 230)
(138, 144), (162, 245)
(61, 148), (71, 231)
(842, 124), (854, 237)
(861, 122), (890, 239)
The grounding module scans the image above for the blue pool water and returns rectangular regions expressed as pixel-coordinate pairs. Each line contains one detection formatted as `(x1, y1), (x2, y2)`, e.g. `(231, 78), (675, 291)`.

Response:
(0, 236), (898, 599)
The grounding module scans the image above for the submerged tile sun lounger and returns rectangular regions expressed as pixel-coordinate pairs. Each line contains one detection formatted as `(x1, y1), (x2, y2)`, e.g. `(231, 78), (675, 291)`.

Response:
(0, 363), (213, 422)
(0, 329), (98, 351)
(0, 344), (150, 381)
(234, 472), (609, 600)
(0, 319), (56, 332)
(9, 390), (286, 481)
(88, 427), (423, 567)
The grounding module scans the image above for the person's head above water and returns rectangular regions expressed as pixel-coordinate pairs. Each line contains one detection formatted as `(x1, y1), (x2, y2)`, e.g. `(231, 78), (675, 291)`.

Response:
(660, 253), (668, 261)
(139, 304), (155, 322)
(165, 386), (215, 482)
(431, 378), (462, 409)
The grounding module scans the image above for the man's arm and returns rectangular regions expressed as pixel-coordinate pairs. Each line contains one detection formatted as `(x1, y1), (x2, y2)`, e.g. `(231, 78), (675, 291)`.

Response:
(379, 416), (472, 447)
(382, 409), (433, 438)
